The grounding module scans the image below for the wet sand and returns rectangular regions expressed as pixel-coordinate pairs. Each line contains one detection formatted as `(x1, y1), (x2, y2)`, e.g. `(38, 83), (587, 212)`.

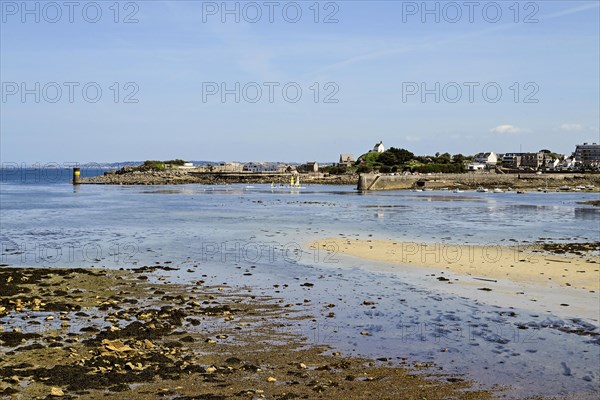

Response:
(309, 239), (599, 292)
(0, 267), (493, 400)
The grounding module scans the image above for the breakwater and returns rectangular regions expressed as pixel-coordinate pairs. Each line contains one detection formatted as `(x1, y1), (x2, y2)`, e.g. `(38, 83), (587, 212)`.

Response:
(357, 173), (600, 191)
(80, 170), (357, 185)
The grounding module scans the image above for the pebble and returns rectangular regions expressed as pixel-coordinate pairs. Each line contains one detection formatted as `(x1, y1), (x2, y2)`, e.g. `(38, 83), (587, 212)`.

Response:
(267, 376), (277, 382)
(50, 387), (64, 397)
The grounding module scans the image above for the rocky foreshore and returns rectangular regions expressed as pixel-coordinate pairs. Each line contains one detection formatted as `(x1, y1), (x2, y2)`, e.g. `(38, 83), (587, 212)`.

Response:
(81, 170), (358, 186)
(80, 168), (600, 191)
(0, 266), (493, 399)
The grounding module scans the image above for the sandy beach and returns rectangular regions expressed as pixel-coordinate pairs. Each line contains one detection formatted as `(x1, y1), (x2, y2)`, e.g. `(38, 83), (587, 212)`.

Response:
(309, 239), (600, 292)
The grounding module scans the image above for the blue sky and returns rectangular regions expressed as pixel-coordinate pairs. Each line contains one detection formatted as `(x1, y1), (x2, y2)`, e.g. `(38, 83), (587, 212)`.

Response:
(1, 0), (599, 163)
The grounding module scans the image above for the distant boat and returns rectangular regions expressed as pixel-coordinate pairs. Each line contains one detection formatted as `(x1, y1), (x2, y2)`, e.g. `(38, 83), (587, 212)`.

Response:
(439, 187), (449, 191)
(493, 188), (504, 193)
(286, 175), (305, 190)
(517, 190), (525, 194)
(453, 188), (463, 193)
(476, 186), (488, 193)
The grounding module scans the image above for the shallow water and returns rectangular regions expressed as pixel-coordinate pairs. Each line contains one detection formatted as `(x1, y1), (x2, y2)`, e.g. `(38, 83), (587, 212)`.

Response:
(1, 181), (599, 398)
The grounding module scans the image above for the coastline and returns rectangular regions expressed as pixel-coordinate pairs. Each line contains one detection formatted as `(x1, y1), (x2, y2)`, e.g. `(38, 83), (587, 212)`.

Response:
(79, 169), (600, 191)
(0, 266), (493, 400)
(309, 239), (600, 292)
(80, 171), (358, 186)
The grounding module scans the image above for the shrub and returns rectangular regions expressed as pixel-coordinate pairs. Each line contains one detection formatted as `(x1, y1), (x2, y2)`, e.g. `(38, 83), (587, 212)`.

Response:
(357, 165), (373, 173)
(164, 159), (186, 166)
(137, 160), (166, 171)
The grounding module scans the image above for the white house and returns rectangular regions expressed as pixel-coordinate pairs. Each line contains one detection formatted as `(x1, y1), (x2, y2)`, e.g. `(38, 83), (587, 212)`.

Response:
(467, 163), (486, 171)
(178, 162), (195, 169)
(556, 158), (577, 171)
(544, 158), (560, 170)
(473, 152), (498, 166)
(373, 141), (385, 153)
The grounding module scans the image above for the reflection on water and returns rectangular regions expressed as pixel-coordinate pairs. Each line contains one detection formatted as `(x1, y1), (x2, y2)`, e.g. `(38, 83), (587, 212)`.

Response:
(1, 183), (599, 398)
(575, 207), (600, 219)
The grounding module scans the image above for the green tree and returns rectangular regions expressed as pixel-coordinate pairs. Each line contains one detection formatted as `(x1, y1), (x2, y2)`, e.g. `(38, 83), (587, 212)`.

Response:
(357, 164), (373, 173)
(437, 152), (452, 164)
(452, 154), (466, 164)
(379, 147), (415, 166)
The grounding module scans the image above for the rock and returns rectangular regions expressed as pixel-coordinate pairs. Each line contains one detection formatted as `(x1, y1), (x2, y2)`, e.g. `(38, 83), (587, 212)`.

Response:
(125, 362), (144, 371)
(360, 331), (371, 336)
(102, 339), (134, 353)
(206, 366), (217, 374)
(298, 363), (307, 369)
(267, 376), (277, 382)
(50, 387), (64, 397)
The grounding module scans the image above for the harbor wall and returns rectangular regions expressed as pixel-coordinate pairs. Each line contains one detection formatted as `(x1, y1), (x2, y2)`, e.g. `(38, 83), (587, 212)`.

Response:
(357, 173), (600, 191)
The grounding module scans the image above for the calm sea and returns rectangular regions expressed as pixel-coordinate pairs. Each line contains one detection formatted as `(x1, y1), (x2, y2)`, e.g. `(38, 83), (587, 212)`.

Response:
(1, 169), (599, 398)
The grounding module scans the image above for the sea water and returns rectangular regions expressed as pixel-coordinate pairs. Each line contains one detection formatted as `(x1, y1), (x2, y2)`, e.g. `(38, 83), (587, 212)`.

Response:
(1, 171), (599, 398)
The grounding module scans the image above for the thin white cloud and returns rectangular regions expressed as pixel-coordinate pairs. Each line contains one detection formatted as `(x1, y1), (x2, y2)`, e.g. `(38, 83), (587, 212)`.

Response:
(543, 3), (600, 19)
(559, 123), (583, 131)
(320, 2), (599, 72)
(404, 135), (421, 142)
(490, 125), (531, 135)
